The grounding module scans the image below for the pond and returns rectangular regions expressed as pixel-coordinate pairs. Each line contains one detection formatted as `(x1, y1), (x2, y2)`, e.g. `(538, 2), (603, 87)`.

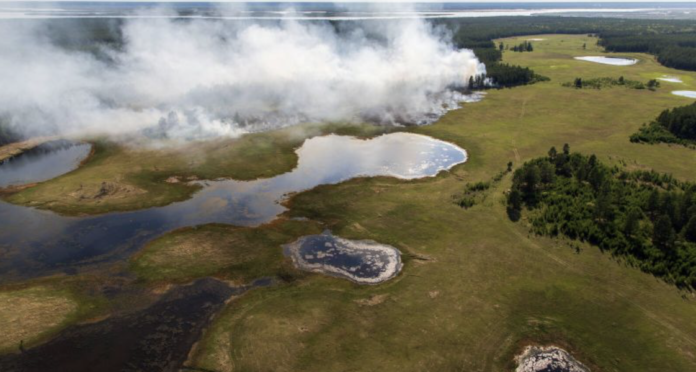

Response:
(284, 231), (402, 284)
(672, 90), (696, 99)
(515, 346), (590, 372)
(0, 140), (91, 188)
(658, 76), (683, 84)
(574, 56), (637, 66)
(0, 133), (466, 280)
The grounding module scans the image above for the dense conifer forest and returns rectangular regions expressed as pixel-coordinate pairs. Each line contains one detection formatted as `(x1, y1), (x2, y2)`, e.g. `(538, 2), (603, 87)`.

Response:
(631, 103), (696, 147)
(507, 146), (696, 289)
(439, 16), (696, 72)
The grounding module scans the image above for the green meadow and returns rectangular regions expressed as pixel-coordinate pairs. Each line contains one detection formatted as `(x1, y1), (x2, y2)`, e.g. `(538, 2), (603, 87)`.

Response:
(2, 34), (696, 371)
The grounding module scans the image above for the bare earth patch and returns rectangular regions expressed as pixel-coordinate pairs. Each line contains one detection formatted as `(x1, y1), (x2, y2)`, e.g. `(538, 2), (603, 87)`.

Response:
(0, 287), (77, 352)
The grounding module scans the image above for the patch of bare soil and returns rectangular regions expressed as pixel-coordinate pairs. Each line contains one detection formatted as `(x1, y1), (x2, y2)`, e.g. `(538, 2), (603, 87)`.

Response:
(354, 294), (389, 307)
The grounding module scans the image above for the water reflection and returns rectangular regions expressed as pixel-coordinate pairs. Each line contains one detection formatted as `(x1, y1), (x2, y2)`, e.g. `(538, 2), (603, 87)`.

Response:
(574, 56), (637, 66)
(0, 133), (466, 279)
(0, 140), (91, 187)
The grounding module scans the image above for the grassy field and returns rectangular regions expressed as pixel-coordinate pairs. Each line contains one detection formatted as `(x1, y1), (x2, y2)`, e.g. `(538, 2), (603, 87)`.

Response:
(0, 281), (107, 354)
(185, 34), (696, 371)
(2, 34), (696, 370)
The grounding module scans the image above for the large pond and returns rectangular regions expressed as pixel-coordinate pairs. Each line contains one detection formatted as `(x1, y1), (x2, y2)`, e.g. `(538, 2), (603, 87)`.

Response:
(672, 90), (696, 99)
(284, 231), (402, 284)
(0, 133), (466, 280)
(574, 56), (637, 66)
(0, 140), (91, 188)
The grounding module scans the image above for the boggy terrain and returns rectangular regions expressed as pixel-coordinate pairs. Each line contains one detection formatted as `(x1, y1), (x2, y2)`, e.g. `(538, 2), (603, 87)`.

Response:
(1, 34), (696, 371)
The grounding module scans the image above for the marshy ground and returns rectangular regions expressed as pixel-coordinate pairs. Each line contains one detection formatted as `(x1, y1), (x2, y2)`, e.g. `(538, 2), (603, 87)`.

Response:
(1, 34), (696, 371)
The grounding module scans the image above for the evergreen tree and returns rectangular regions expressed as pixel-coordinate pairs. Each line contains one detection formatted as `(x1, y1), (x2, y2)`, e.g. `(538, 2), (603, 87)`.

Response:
(623, 208), (641, 237)
(653, 215), (676, 252)
(685, 215), (696, 243)
(574, 78), (583, 88)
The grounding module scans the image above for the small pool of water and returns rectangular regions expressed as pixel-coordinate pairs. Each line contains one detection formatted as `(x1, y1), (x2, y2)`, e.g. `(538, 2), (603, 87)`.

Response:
(658, 76), (683, 84)
(0, 140), (91, 187)
(672, 90), (696, 99)
(284, 231), (402, 284)
(515, 346), (590, 372)
(0, 133), (466, 280)
(574, 56), (637, 66)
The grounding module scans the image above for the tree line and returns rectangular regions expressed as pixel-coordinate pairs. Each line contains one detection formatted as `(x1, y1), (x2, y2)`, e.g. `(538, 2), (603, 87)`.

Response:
(631, 102), (696, 147)
(436, 16), (696, 72)
(507, 145), (696, 289)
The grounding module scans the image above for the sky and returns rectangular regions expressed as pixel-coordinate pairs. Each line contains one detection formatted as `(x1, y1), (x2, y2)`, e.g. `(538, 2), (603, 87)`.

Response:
(2, 0), (691, 3)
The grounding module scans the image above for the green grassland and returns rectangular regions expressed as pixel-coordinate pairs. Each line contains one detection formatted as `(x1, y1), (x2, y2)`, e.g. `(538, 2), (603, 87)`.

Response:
(130, 220), (322, 284)
(186, 34), (696, 371)
(2, 34), (696, 370)
(0, 280), (108, 354)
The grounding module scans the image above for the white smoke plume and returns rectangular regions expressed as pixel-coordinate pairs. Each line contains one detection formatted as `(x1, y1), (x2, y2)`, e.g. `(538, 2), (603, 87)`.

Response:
(0, 11), (484, 142)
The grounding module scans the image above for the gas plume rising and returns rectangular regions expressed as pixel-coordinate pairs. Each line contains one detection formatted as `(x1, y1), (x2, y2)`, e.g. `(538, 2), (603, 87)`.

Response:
(0, 14), (484, 142)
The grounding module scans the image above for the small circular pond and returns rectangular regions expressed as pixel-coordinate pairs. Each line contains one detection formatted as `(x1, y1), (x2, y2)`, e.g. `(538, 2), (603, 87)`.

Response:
(516, 346), (590, 372)
(284, 231), (402, 284)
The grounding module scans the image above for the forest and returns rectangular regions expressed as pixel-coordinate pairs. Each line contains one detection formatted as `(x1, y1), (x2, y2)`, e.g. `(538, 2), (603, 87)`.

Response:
(439, 16), (696, 72)
(562, 76), (660, 90)
(507, 146), (696, 289)
(631, 102), (696, 147)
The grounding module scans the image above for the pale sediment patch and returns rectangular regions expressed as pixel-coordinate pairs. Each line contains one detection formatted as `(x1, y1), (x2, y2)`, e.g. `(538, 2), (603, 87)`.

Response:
(526, 38), (545, 41)
(672, 90), (696, 99)
(284, 231), (402, 285)
(515, 345), (590, 372)
(574, 56), (637, 66)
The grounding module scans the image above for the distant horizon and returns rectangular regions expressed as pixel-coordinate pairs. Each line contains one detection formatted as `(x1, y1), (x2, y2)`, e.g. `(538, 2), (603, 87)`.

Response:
(3, 1), (696, 3)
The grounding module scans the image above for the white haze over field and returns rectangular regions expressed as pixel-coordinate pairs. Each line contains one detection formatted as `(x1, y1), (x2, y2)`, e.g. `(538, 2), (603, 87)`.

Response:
(0, 11), (485, 142)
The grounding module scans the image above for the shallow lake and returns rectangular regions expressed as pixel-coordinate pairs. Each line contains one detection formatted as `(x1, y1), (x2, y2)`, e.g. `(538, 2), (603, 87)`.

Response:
(0, 133), (466, 280)
(672, 90), (696, 99)
(574, 56), (637, 66)
(658, 76), (683, 84)
(284, 231), (402, 284)
(0, 140), (91, 188)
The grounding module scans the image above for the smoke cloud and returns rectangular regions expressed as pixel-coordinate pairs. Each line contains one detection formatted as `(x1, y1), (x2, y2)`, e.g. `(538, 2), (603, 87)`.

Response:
(0, 12), (484, 142)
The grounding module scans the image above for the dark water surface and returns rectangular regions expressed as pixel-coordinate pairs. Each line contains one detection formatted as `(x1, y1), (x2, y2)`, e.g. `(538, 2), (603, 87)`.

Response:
(284, 231), (402, 284)
(0, 278), (270, 372)
(0, 133), (466, 281)
(0, 140), (91, 187)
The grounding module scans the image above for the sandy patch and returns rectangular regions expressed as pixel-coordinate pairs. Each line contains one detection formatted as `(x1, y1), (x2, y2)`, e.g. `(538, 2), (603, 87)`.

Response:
(355, 294), (389, 306)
